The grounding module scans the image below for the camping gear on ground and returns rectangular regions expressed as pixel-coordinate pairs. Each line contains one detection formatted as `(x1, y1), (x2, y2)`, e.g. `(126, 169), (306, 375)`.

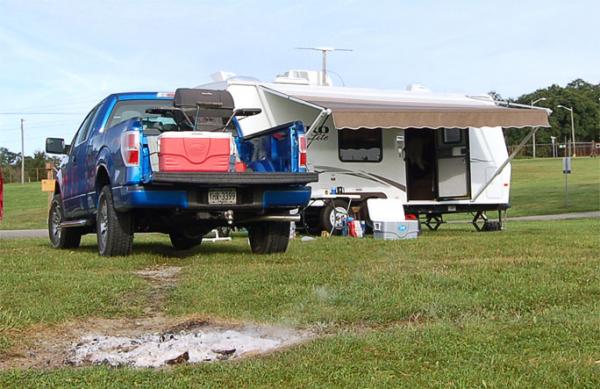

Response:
(348, 219), (363, 238)
(367, 199), (419, 240)
(158, 131), (233, 172)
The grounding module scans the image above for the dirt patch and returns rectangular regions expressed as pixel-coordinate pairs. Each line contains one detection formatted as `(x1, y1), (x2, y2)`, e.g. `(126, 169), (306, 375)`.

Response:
(0, 266), (311, 370)
(135, 265), (182, 315)
(135, 266), (182, 282)
(66, 321), (307, 368)
(0, 315), (311, 370)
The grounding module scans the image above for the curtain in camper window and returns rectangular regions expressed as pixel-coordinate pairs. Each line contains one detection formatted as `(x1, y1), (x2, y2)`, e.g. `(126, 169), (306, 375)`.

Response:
(338, 128), (382, 162)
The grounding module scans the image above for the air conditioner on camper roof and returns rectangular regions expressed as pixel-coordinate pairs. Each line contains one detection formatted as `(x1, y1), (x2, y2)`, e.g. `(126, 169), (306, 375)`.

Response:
(274, 70), (332, 86)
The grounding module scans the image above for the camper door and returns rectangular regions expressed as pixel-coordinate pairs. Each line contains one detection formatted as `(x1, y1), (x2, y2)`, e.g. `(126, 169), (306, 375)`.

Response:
(436, 128), (470, 199)
(405, 128), (470, 201)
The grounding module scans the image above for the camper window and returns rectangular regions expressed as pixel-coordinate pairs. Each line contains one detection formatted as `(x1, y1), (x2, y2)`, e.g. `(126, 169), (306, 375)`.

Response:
(443, 128), (462, 144)
(338, 128), (382, 162)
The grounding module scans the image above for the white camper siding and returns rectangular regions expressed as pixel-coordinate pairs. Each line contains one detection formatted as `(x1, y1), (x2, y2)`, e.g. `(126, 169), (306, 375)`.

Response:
(308, 120), (406, 201)
(468, 127), (511, 204)
(262, 91), (321, 128)
(226, 84), (273, 135)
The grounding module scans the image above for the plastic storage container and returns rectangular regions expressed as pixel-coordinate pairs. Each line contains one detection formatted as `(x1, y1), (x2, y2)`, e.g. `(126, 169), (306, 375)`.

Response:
(372, 220), (419, 240)
(367, 199), (419, 240)
(158, 132), (232, 172)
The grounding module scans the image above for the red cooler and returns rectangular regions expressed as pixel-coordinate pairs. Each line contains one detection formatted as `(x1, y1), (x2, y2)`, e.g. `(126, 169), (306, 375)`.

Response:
(158, 132), (232, 172)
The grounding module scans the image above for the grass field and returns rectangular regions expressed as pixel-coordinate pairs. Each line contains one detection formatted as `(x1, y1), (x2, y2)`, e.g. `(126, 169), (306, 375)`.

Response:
(1, 219), (599, 386)
(508, 157), (600, 216)
(0, 181), (48, 230)
(1, 158), (598, 230)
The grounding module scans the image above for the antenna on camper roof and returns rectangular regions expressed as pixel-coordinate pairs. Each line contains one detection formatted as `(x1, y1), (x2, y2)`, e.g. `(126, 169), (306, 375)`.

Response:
(296, 47), (353, 86)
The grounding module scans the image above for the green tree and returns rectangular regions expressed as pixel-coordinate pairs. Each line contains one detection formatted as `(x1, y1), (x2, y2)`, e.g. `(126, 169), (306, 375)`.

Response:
(0, 147), (18, 168)
(509, 79), (600, 146)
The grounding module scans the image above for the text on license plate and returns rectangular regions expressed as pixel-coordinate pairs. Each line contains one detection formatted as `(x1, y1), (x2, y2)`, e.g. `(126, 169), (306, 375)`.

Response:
(208, 189), (237, 205)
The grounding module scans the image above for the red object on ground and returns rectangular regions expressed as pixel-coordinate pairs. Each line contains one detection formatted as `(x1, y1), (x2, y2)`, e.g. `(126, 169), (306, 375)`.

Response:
(405, 213), (418, 220)
(0, 170), (4, 221)
(159, 132), (232, 172)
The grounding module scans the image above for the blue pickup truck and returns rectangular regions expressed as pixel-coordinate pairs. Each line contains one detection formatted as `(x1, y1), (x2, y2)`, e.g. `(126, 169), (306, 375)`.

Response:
(46, 88), (317, 256)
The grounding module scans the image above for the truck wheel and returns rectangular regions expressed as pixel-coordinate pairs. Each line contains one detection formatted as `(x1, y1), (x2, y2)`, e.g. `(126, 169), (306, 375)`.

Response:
(48, 194), (81, 249)
(96, 186), (133, 256)
(320, 200), (348, 235)
(169, 232), (203, 250)
(248, 222), (290, 254)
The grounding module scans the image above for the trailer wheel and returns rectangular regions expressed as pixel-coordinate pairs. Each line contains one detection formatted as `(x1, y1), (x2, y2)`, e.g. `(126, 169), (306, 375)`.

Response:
(248, 222), (290, 254)
(320, 199), (348, 235)
(97, 186), (133, 256)
(169, 231), (203, 250)
(48, 194), (82, 249)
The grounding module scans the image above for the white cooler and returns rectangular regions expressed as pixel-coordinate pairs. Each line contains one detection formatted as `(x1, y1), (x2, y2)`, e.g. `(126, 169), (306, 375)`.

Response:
(367, 199), (419, 240)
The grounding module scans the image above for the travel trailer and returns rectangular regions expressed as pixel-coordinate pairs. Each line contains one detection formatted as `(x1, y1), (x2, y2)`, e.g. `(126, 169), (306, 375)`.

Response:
(199, 71), (550, 232)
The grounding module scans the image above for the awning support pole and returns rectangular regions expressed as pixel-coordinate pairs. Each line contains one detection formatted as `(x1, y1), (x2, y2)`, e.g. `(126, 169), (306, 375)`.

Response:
(472, 127), (539, 201)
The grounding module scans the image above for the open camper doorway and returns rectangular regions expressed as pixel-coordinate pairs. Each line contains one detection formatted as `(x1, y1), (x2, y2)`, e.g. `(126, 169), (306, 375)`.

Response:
(405, 128), (471, 201)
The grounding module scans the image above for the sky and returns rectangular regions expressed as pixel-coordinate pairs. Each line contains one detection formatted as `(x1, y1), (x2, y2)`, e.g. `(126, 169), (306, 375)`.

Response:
(0, 0), (598, 155)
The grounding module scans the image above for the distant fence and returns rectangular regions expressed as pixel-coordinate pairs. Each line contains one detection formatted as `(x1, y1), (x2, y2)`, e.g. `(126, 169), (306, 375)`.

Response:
(0, 167), (50, 184)
(507, 142), (598, 159)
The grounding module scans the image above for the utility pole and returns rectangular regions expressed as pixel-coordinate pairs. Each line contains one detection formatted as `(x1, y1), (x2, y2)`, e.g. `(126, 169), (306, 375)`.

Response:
(321, 49), (328, 86)
(20, 118), (25, 184)
(557, 105), (576, 157)
(530, 98), (547, 158)
(570, 109), (576, 157)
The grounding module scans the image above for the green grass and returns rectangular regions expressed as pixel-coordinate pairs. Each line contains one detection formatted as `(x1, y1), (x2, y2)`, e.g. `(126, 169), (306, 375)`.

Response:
(1, 158), (598, 230)
(0, 182), (48, 230)
(1, 220), (599, 387)
(508, 157), (600, 216)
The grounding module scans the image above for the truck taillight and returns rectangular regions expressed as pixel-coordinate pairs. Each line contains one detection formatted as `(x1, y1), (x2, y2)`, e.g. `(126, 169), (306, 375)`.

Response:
(298, 134), (307, 168)
(121, 131), (140, 167)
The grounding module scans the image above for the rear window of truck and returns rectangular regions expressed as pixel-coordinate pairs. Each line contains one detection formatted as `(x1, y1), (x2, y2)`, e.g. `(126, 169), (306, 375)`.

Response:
(107, 100), (175, 129)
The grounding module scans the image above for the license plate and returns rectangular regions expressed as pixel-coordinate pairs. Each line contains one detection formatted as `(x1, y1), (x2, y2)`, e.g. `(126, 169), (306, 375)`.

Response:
(208, 189), (237, 205)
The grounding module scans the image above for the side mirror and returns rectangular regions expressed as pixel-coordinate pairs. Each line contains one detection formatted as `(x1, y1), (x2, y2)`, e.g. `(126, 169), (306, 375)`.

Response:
(46, 138), (67, 154)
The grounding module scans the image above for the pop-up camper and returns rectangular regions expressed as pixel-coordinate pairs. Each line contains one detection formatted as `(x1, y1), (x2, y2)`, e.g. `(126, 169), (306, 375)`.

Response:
(199, 71), (550, 232)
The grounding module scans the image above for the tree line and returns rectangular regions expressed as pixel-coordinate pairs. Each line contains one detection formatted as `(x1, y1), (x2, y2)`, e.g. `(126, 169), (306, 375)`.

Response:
(0, 147), (60, 183)
(495, 79), (600, 146)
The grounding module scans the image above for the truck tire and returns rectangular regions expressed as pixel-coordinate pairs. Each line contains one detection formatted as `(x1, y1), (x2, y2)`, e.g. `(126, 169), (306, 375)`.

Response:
(320, 199), (348, 235)
(48, 194), (82, 249)
(169, 231), (203, 250)
(96, 186), (133, 256)
(248, 222), (290, 254)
